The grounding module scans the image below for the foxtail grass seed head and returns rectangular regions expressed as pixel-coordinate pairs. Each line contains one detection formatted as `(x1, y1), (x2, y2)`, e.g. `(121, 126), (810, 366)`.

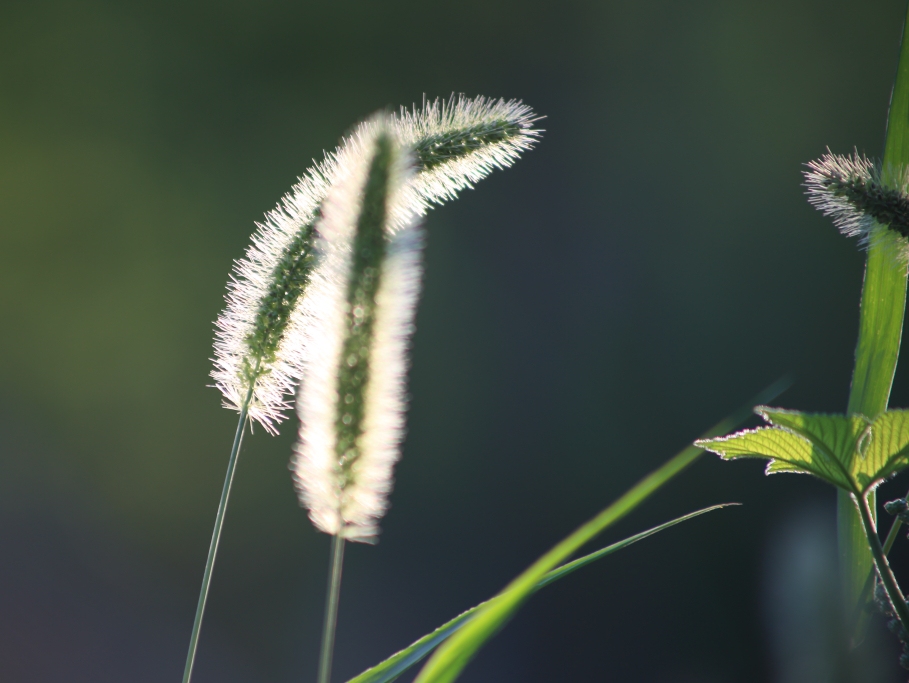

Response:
(392, 95), (541, 210)
(211, 95), (539, 434)
(211, 160), (334, 433)
(804, 150), (909, 248)
(292, 119), (423, 543)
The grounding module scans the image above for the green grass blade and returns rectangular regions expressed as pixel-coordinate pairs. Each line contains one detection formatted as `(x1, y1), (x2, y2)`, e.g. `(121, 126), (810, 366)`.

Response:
(410, 453), (699, 683)
(345, 505), (734, 683)
(347, 610), (475, 683)
(410, 379), (791, 683)
(535, 503), (735, 588)
(841, 2), (909, 617)
(347, 378), (787, 683)
(409, 380), (788, 683)
(882, 6), (909, 176)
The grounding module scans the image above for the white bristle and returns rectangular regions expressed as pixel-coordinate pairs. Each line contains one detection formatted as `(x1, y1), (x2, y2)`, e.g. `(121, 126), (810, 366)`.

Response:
(211, 96), (538, 435)
(211, 160), (333, 433)
(803, 149), (877, 242)
(393, 95), (542, 211)
(292, 119), (423, 542)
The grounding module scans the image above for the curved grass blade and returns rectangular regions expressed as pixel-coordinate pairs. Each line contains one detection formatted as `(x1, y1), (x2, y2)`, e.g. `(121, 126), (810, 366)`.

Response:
(346, 609), (473, 683)
(534, 503), (736, 589)
(345, 504), (735, 683)
(410, 454), (705, 683)
(346, 378), (787, 683)
(411, 378), (789, 683)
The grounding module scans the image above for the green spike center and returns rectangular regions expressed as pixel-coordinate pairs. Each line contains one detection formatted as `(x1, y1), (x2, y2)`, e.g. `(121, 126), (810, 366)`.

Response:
(412, 120), (524, 171)
(239, 118), (524, 388)
(242, 211), (321, 384)
(333, 133), (395, 504)
(823, 170), (909, 238)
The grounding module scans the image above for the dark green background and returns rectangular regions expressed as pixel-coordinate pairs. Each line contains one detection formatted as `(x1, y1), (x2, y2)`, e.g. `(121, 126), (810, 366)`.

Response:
(3, 0), (909, 681)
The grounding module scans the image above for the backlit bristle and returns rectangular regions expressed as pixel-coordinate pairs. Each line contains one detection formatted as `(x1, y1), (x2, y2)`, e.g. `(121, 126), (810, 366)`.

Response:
(292, 120), (423, 542)
(211, 96), (540, 434)
(393, 95), (542, 210)
(211, 160), (333, 433)
(804, 150), (909, 250)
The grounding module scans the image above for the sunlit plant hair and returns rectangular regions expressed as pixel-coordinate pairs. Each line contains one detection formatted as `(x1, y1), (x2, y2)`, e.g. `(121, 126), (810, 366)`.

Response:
(292, 119), (421, 543)
(211, 161), (331, 432)
(804, 149), (909, 248)
(210, 95), (539, 433)
(393, 95), (541, 209)
(190, 96), (541, 683)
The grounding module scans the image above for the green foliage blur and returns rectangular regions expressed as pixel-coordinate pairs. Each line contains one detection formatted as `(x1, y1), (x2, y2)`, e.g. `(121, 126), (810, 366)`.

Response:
(3, 0), (909, 681)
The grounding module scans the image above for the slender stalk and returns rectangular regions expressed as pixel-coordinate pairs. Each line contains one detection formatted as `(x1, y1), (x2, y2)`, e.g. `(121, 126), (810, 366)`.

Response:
(883, 512), (904, 557)
(841, 0), (909, 624)
(317, 534), (346, 683)
(852, 486), (909, 631)
(856, 491), (909, 633)
(182, 383), (254, 683)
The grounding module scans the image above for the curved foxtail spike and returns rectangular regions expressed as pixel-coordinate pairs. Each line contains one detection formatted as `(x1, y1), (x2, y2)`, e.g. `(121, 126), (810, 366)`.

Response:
(394, 94), (542, 209)
(211, 162), (330, 433)
(292, 118), (423, 543)
(211, 95), (540, 433)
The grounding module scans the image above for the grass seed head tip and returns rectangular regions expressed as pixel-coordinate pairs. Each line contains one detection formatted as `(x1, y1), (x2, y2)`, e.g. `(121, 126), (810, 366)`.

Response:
(804, 149), (909, 254)
(393, 94), (542, 209)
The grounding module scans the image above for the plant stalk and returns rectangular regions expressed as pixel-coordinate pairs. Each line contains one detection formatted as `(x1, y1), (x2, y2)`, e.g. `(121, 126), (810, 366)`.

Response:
(852, 485), (909, 631)
(842, 0), (909, 625)
(317, 534), (346, 683)
(181, 383), (253, 683)
(856, 492), (909, 632)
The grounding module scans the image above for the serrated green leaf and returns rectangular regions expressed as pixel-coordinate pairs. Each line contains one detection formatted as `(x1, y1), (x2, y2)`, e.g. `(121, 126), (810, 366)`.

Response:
(757, 407), (868, 471)
(345, 505), (731, 683)
(704, 407), (909, 495)
(854, 410), (909, 491)
(696, 425), (853, 490)
(765, 459), (813, 474)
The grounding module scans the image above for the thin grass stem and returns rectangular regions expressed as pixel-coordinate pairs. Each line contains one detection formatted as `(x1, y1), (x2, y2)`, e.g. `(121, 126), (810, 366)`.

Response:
(317, 535), (346, 683)
(883, 513), (904, 556)
(851, 485), (909, 632)
(181, 382), (254, 683)
(856, 492), (909, 633)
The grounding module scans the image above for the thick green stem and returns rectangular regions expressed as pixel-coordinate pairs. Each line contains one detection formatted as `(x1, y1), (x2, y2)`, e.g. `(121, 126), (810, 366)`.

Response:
(842, 0), (909, 625)
(856, 492), (909, 632)
(317, 534), (346, 683)
(181, 384), (253, 683)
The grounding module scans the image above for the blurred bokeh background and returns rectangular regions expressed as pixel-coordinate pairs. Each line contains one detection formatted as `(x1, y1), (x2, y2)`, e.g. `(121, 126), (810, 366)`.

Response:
(5, 0), (909, 680)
